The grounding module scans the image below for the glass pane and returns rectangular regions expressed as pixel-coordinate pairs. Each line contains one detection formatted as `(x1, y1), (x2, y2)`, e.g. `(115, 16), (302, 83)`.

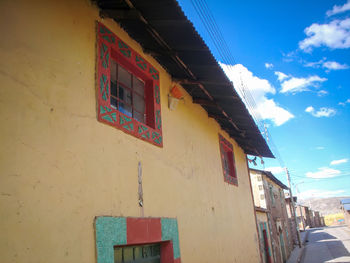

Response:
(114, 247), (123, 263)
(133, 247), (142, 259)
(119, 102), (132, 117)
(151, 245), (160, 256)
(119, 85), (132, 105)
(111, 81), (117, 97)
(223, 152), (229, 170)
(118, 65), (131, 89)
(111, 60), (117, 83)
(133, 76), (145, 96)
(133, 93), (145, 114)
(114, 244), (160, 263)
(142, 246), (152, 258)
(134, 111), (145, 123)
(222, 149), (232, 176)
(110, 97), (117, 109)
(123, 246), (134, 261)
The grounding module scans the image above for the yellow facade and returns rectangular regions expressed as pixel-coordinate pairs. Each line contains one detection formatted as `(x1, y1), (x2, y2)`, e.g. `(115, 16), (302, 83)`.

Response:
(0, 0), (261, 262)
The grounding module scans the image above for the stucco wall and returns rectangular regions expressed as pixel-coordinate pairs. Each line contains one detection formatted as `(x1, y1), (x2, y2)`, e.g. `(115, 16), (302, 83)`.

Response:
(0, 0), (260, 262)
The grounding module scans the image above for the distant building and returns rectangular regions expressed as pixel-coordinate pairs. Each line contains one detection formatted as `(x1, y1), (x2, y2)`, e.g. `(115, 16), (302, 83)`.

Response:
(340, 199), (350, 228)
(309, 209), (315, 228)
(296, 205), (312, 230)
(313, 211), (322, 227)
(285, 196), (299, 246)
(250, 169), (294, 263)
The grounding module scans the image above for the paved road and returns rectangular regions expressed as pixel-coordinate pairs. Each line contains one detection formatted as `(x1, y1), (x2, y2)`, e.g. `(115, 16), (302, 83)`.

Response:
(301, 226), (350, 263)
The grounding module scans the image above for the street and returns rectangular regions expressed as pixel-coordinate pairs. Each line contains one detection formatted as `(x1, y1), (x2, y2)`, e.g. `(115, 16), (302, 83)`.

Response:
(302, 226), (350, 263)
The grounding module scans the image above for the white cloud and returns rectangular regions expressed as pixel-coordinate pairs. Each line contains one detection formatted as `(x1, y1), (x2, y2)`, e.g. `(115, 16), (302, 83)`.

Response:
(280, 75), (327, 93)
(298, 189), (345, 200)
(323, 61), (349, 70)
(327, 0), (350, 16)
(304, 59), (325, 68)
(305, 106), (336, 117)
(305, 106), (314, 113)
(220, 63), (294, 126)
(304, 58), (349, 71)
(339, 98), (350, 106)
(317, 90), (328, 97)
(274, 71), (289, 81)
(306, 167), (342, 179)
(265, 63), (274, 69)
(316, 146), (325, 150)
(299, 18), (350, 52)
(330, 158), (349, 165)
(265, 166), (285, 175)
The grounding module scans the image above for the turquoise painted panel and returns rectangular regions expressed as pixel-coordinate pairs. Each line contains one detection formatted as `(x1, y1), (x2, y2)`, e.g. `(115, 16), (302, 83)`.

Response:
(95, 217), (127, 263)
(161, 218), (180, 259)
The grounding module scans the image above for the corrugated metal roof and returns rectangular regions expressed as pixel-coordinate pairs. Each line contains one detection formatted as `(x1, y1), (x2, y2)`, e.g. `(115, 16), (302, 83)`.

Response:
(95, 0), (274, 158)
(341, 198), (350, 204)
(344, 204), (350, 211)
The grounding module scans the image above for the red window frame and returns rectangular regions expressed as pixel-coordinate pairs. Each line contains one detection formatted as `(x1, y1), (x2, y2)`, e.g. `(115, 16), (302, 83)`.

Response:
(219, 134), (238, 186)
(97, 22), (162, 147)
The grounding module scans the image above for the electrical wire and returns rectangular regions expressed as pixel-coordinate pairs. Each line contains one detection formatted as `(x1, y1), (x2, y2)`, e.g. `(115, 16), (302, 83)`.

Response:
(189, 0), (339, 189)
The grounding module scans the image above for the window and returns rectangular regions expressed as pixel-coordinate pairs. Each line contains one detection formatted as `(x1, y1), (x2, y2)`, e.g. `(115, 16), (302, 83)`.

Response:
(97, 23), (162, 146)
(260, 194), (265, 200)
(259, 185), (263, 190)
(219, 134), (237, 185)
(114, 244), (160, 263)
(110, 61), (146, 123)
(95, 217), (181, 263)
(269, 185), (275, 205)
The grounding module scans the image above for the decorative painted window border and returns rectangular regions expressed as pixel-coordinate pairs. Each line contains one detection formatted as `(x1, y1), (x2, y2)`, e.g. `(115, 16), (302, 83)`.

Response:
(95, 216), (181, 263)
(97, 22), (163, 147)
(219, 134), (238, 186)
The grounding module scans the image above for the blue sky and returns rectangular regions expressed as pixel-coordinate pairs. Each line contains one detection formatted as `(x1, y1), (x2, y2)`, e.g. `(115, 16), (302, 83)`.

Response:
(177, 0), (350, 200)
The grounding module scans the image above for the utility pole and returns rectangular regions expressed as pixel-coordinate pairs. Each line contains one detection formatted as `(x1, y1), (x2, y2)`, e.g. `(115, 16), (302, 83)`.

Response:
(285, 168), (302, 248)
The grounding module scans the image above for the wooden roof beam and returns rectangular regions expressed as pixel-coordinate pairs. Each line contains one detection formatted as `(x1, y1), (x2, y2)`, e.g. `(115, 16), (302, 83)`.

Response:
(100, 9), (141, 20)
(193, 98), (217, 107)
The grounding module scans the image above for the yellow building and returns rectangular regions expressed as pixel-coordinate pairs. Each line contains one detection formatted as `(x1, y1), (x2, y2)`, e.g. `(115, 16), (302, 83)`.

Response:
(0, 0), (274, 262)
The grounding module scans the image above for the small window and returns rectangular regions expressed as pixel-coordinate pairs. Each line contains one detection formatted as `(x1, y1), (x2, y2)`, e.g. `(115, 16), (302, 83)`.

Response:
(257, 176), (262, 181)
(269, 185), (275, 205)
(259, 185), (263, 190)
(110, 61), (146, 123)
(114, 244), (160, 263)
(219, 134), (237, 185)
(260, 194), (265, 200)
(97, 23), (162, 147)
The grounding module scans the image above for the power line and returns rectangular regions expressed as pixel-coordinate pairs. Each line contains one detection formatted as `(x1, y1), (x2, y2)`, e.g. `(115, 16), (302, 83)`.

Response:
(190, 0), (269, 137)
(190, 0), (301, 186)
